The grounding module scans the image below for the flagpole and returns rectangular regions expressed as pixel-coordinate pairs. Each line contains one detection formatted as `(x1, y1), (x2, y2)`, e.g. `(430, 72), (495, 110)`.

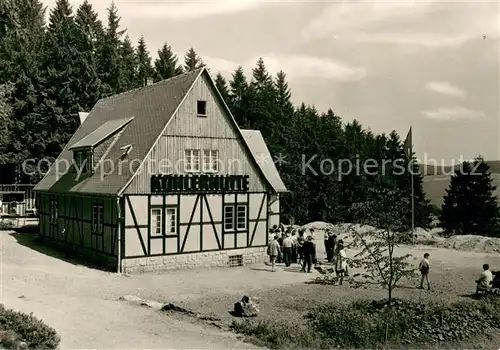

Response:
(410, 127), (415, 244)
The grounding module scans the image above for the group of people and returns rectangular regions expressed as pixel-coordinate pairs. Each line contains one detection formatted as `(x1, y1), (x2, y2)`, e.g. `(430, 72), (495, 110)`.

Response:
(266, 225), (316, 272)
(266, 225), (349, 277)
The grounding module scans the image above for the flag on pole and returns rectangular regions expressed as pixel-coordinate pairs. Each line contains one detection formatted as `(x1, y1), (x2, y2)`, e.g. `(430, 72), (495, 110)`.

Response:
(403, 127), (412, 159)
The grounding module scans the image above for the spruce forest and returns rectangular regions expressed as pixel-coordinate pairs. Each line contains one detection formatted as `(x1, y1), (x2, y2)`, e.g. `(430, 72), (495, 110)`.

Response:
(3, 0), (483, 231)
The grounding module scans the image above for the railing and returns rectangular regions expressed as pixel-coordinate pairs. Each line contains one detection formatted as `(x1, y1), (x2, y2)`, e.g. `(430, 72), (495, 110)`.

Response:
(0, 184), (36, 215)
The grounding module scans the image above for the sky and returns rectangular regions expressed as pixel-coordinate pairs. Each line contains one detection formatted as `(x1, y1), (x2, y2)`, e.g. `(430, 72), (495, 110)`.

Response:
(43, 0), (500, 164)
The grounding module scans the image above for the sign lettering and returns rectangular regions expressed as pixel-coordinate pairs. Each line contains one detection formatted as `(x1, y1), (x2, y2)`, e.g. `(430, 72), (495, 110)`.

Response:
(151, 174), (250, 193)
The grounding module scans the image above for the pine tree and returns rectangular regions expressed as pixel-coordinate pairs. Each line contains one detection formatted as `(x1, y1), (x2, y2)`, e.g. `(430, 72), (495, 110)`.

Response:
(40, 0), (102, 161)
(0, 0), (18, 38)
(47, 0), (72, 30)
(135, 35), (153, 87)
(154, 43), (183, 82)
(214, 72), (230, 102)
(99, 1), (125, 94)
(0, 83), (14, 164)
(74, 0), (103, 111)
(184, 47), (203, 71)
(249, 57), (278, 135)
(252, 57), (274, 93)
(275, 70), (293, 115)
(120, 35), (136, 91)
(75, 0), (104, 54)
(440, 158), (500, 237)
(0, 0), (46, 182)
(228, 66), (251, 128)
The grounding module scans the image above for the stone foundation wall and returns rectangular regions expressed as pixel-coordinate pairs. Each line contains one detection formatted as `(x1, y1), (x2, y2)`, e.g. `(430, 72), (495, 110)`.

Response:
(121, 247), (267, 273)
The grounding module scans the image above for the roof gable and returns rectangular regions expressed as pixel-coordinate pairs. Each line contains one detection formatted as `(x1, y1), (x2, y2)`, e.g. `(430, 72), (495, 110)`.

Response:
(192, 70), (283, 193)
(34, 67), (284, 196)
(34, 68), (203, 194)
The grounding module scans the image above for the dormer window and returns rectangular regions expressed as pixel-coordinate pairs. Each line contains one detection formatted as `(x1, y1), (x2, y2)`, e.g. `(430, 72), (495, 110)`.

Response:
(73, 148), (93, 174)
(197, 100), (207, 117)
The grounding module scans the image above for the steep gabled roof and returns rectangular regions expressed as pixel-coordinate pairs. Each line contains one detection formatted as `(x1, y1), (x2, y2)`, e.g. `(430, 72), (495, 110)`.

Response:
(34, 67), (285, 196)
(241, 130), (288, 193)
(34, 68), (203, 194)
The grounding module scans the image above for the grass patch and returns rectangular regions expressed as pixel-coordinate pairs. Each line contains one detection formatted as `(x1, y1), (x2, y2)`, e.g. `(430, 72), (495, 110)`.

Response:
(231, 296), (500, 349)
(0, 304), (60, 349)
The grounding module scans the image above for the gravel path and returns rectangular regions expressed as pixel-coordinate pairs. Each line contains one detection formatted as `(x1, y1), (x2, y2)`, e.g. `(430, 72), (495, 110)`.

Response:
(0, 231), (259, 349)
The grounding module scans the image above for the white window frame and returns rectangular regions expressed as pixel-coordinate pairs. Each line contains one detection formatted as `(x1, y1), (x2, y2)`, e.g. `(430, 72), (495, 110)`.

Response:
(165, 207), (177, 235)
(50, 200), (58, 225)
(236, 204), (247, 231)
(150, 207), (177, 236)
(203, 149), (219, 173)
(224, 204), (247, 232)
(224, 205), (234, 231)
(151, 207), (162, 236)
(184, 149), (201, 173)
(92, 204), (103, 234)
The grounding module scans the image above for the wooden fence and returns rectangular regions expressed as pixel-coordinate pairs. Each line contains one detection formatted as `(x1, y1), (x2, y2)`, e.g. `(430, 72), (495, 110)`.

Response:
(0, 184), (36, 217)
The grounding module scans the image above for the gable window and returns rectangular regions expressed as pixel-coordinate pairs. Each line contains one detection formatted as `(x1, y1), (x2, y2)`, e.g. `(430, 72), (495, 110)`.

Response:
(92, 204), (103, 234)
(184, 149), (200, 172)
(203, 150), (219, 173)
(73, 148), (93, 174)
(150, 207), (177, 236)
(224, 204), (247, 232)
(197, 100), (207, 117)
(50, 200), (58, 225)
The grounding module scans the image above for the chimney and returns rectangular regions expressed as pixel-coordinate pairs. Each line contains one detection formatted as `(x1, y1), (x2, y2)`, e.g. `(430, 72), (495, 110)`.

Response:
(146, 77), (154, 86)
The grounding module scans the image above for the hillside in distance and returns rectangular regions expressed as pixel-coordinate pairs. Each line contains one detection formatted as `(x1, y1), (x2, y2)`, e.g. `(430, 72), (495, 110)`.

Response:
(421, 160), (500, 207)
(419, 160), (500, 176)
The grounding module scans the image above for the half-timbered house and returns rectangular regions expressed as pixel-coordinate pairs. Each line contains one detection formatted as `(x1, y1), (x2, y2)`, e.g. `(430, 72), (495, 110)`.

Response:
(33, 67), (287, 273)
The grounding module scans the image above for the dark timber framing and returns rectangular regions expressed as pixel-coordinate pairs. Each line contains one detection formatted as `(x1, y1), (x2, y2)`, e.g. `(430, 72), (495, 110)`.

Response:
(123, 192), (268, 259)
(37, 193), (119, 258)
(38, 190), (273, 264)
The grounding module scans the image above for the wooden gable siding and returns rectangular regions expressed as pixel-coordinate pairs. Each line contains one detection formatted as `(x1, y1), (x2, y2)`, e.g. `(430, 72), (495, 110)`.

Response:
(124, 73), (268, 194)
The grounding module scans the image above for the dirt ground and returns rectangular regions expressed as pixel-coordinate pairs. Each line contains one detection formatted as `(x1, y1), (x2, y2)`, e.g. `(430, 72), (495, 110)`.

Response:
(1, 229), (500, 349)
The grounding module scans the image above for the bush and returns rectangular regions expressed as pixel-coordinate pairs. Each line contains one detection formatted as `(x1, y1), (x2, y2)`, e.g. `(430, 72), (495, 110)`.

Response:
(305, 297), (500, 347)
(231, 297), (500, 349)
(0, 304), (60, 349)
(230, 319), (332, 349)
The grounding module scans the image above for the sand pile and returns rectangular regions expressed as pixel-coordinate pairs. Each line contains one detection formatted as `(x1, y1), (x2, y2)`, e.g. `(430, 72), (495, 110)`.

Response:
(295, 221), (500, 254)
(437, 235), (500, 254)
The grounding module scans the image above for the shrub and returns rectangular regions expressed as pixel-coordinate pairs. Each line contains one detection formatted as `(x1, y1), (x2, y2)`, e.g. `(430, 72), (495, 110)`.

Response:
(230, 319), (332, 349)
(231, 297), (500, 349)
(306, 297), (500, 347)
(0, 304), (60, 349)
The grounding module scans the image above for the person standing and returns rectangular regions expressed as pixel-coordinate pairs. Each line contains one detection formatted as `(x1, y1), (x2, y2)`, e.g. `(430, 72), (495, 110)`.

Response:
(301, 236), (316, 273)
(324, 230), (330, 261)
(327, 232), (337, 263)
(297, 229), (305, 265)
(267, 235), (281, 272)
(335, 240), (348, 285)
(282, 233), (293, 267)
(290, 230), (298, 264)
(418, 253), (431, 290)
